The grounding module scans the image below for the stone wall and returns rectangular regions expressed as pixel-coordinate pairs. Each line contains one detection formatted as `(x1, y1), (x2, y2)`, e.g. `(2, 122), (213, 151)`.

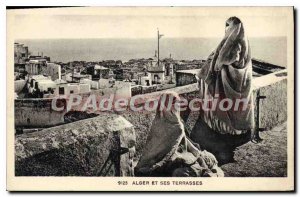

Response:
(121, 70), (288, 159)
(14, 82), (130, 128)
(15, 113), (136, 176)
(252, 70), (287, 130)
(15, 98), (67, 128)
(175, 70), (199, 86)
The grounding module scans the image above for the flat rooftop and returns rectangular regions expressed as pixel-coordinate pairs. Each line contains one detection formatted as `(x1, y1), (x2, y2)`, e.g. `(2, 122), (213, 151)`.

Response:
(176, 69), (201, 74)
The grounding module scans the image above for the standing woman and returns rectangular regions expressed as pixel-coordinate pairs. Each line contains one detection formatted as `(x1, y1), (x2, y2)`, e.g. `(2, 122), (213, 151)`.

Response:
(198, 17), (257, 139)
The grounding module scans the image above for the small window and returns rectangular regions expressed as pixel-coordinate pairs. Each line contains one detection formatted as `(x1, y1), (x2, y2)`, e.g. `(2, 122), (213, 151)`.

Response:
(35, 82), (38, 89)
(146, 80), (150, 86)
(70, 90), (74, 94)
(30, 79), (34, 87)
(59, 87), (65, 95)
(21, 53), (26, 57)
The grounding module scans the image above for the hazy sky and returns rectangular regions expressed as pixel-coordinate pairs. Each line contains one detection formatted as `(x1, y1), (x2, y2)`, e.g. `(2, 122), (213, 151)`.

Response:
(8, 7), (289, 39)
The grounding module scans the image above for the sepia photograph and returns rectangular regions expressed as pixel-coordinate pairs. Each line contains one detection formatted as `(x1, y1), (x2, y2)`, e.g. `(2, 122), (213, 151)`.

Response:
(6, 6), (294, 191)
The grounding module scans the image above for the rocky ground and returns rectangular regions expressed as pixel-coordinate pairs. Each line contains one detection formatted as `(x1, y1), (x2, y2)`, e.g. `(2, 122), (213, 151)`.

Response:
(221, 122), (287, 177)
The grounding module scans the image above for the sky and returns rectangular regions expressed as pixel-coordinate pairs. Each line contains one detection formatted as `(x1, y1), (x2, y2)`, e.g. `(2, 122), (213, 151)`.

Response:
(8, 7), (289, 39)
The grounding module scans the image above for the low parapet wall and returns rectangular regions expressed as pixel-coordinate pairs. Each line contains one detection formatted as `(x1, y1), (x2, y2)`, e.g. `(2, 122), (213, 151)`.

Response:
(252, 70), (287, 130)
(15, 113), (136, 176)
(121, 70), (287, 158)
(14, 98), (67, 128)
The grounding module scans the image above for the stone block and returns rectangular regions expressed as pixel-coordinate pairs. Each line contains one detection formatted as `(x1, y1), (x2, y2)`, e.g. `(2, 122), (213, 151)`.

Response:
(15, 113), (136, 176)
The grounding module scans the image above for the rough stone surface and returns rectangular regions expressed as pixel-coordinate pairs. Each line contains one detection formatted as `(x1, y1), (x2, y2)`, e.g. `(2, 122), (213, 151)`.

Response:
(15, 113), (136, 176)
(253, 78), (287, 130)
(176, 70), (199, 86)
(221, 122), (287, 177)
(15, 98), (66, 127)
(121, 111), (156, 162)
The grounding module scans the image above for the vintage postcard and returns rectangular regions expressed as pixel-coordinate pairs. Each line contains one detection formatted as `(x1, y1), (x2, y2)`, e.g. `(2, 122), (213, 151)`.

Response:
(6, 6), (294, 191)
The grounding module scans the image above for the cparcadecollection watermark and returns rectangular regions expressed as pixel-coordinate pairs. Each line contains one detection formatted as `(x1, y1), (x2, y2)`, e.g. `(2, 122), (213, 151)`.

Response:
(51, 93), (251, 113)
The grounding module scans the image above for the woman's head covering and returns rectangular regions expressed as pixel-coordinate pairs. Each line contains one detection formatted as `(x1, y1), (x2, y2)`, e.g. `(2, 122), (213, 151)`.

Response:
(135, 92), (224, 176)
(198, 16), (254, 131)
(199, 16), (251, 84)
(135, 91), (186, 175)
(214, 17), (249, 71)
(156, 91), (182, 121)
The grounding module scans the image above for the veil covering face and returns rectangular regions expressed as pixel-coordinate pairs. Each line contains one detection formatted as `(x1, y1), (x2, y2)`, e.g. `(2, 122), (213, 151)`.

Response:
(198, 17), (254, 135)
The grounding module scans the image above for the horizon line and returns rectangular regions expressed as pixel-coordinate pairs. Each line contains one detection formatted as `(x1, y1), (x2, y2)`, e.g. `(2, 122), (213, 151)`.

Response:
(15, 36), (287, 40)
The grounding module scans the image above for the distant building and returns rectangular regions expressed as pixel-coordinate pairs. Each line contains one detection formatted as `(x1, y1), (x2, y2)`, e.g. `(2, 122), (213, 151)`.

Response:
(175, 69), (200, 86)
(14, 43), (52, 78)
(25, 58), (61, 81)
(145, 58), (175, 85)
(114, 81), (132, 98)
(80, 79), (100, 90)
(140, 73), (152, 86)
(174, 60), (204, 70)
(46, 63), (61, 81)
(86, 64), (110, 80)
(54, 81), (90, 97)
(147, 64), (165, 84)
(14, 43), (29, 75)
(28, 55), (51, 62)
(113, 68), (124, 80)
(25, 59), (47, 75)
(14, 43), (29, 65)
(65, 72), (92, 83)
(100, 60), (122, 70)
(27, 75), (56, 98)
(25, 74), (91, 98)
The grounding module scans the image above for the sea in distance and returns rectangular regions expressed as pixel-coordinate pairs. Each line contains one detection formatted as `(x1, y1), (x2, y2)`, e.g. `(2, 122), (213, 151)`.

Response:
(17, 37), (287, 67)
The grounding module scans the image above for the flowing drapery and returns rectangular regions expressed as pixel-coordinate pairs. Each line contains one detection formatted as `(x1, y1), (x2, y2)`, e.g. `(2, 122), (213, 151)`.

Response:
(198, 17), (254, 135)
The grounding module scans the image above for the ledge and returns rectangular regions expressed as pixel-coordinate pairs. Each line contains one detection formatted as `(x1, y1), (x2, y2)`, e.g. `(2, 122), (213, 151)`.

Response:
(15, 113), (136, 176)
(16, 113), (133, 161)
(252, 69), (287, 90)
